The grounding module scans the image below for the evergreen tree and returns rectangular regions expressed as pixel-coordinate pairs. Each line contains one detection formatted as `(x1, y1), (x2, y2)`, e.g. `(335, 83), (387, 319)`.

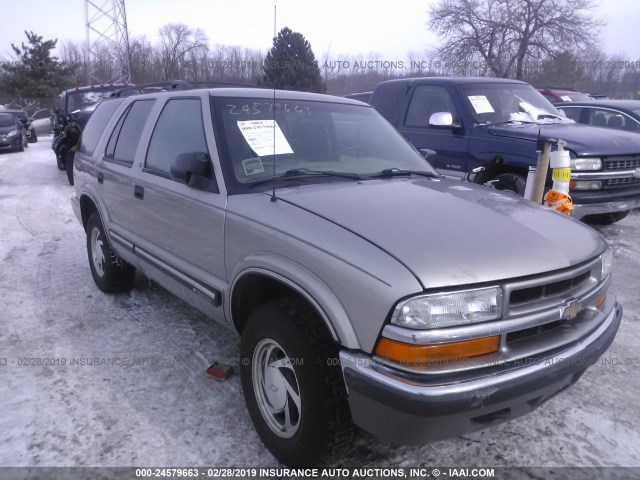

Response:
(261, 27), (325, 93)
(0, 31), (77, 100)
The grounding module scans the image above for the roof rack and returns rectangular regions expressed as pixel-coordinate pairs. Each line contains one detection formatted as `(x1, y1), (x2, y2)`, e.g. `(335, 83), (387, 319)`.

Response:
(109, 80), (192, 97)
(108, 80), (264, 98)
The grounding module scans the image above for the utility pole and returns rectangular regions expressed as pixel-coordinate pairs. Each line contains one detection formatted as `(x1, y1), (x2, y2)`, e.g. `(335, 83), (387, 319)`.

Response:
(84, 0), (132, 84)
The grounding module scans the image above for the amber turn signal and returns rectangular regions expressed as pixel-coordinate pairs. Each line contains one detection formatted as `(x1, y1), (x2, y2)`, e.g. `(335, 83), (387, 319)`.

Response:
(375, 335), (500, 368)
(595, 293), (607, 310)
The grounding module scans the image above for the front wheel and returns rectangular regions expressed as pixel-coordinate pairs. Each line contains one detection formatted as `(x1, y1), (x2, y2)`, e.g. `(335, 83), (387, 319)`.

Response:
(240, 298), (354, 466)
(86, 213), (135, 293)
(584, 210), (630, 225)
(491, 172), (526, 196)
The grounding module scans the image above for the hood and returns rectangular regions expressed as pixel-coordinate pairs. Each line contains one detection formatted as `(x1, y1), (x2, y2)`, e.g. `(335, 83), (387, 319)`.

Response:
(275, 178), (607, 289)
(486, 122), (640, 157)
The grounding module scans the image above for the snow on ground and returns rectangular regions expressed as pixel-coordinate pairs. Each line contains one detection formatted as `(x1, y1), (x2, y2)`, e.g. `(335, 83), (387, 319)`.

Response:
(0, 139), (639, 469)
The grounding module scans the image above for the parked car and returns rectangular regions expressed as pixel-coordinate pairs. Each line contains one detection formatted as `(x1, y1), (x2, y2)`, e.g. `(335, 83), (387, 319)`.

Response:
(366, 77), (640, 224)
(556, 100), (640, 133)
(0, 112), (28, 152)
(537, 87), (592, 103)
(54, 84), (131, 184)
(30, 109), (53, 136)
(72, 87), (621, 466)
(0, 109), (36, 143)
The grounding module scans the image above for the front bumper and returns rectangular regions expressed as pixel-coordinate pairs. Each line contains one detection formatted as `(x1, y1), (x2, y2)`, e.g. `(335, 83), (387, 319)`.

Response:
(0, 137), (20, 149)
(570, 183), (640, 219)
(340, 299), (622, 444)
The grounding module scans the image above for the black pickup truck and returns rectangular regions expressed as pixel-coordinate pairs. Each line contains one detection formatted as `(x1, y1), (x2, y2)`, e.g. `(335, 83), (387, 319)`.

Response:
(366, 77), (640, 224)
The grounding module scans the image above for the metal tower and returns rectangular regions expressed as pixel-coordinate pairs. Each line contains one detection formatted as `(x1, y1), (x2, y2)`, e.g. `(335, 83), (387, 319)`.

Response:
(84, 0), (132, 84)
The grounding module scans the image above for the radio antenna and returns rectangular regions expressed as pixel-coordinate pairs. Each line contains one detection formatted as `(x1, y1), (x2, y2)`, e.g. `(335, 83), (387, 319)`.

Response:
(270, 4), (278, 202)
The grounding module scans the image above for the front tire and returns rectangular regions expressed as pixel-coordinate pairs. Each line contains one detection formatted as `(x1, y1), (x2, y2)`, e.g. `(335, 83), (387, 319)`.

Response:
(584, 210), (630, 225)
(86, 213), (135, 293)
(240, 298), (354, 466)
(491, 172), (526, 196)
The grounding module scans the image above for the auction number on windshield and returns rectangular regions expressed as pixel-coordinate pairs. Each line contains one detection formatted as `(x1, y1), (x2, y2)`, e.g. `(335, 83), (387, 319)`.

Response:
(226, 102), (310, 116)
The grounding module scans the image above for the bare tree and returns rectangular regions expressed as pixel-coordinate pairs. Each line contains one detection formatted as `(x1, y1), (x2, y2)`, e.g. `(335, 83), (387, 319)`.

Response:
(158, 23), (208, 80)
(428, 0), (603, 79)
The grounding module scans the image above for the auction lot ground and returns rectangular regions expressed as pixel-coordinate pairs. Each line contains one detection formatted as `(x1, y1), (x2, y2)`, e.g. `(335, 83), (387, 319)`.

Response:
(1, 139), (639, 468)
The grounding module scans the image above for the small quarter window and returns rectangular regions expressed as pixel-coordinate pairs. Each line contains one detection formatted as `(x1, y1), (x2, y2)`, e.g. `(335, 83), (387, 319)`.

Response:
(105, 99), (155, 165)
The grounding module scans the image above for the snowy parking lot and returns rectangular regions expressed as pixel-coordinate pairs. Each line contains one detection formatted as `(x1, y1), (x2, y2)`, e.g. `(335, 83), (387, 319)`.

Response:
(1, 138), (639, 469)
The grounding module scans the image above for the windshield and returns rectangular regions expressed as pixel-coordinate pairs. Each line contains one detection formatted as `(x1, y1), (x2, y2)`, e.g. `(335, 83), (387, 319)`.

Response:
(67, 89), (120, 113)
(458, 83), (566, 125)
(0, 114), (15, 127)
(213, 97), (436, 192)
(559, 92), (591, 102)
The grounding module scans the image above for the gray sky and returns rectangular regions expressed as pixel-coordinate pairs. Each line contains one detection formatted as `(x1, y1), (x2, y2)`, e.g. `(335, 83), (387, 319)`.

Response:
(1, 0), (638, 65)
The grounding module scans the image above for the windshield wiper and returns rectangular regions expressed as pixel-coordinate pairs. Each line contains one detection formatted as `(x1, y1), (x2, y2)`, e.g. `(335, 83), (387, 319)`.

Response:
(537, 113), (572, 123)
(483, 119), (536, 126)
(369, 168), (438, 179)
(248, 168), (363, 187)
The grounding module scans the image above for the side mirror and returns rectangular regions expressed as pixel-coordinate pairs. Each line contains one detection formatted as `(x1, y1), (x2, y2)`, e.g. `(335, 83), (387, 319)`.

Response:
(428, 112), (460, 128)
(170, 151), (211, 185)
(419, 148), (438, 167)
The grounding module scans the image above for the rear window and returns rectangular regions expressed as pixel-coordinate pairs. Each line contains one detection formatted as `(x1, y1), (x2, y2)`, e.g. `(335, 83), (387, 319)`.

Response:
(78, 99), (125, 155)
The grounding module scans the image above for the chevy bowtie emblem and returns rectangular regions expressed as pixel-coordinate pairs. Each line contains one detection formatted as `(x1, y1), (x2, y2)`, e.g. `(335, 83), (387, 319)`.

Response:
(633, 168), (640, 179)
(561, 298), (581, 319)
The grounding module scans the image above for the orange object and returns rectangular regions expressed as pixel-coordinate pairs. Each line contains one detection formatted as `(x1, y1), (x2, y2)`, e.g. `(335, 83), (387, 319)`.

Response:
(544, 190), (574, 215)
(375, 336), (500, 368)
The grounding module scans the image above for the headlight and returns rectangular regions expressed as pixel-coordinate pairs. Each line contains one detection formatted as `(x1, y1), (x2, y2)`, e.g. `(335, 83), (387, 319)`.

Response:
(570, 157), (602, 170)
(393, 286), (503, 329)
(6, 129), (18, 137)
(600, 249), (613, 280)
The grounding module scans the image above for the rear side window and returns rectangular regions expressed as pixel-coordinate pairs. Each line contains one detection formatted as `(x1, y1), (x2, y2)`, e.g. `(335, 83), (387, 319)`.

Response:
(105, 99), (155, 165)
(145, 98), (208, 178)
(78, 99), (124, 155)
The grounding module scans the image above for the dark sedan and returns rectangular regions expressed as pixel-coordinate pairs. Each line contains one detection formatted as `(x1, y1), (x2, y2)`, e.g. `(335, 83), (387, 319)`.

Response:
(0, 112), (27, 152)
(556, 100), (640, 133)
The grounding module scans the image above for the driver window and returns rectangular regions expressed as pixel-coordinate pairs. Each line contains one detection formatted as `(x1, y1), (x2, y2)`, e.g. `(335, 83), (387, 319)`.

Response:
(405, 85), (456, 127)
(145, 98), (210, 179)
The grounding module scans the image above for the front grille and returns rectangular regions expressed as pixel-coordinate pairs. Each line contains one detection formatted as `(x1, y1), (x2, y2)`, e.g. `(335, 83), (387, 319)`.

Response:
(604, 177), (640, 188)
(605, 157), (640, 170)
(380, 257), (607, 377)
(506, 319), (566, 343)
(509, 270), (591, 306)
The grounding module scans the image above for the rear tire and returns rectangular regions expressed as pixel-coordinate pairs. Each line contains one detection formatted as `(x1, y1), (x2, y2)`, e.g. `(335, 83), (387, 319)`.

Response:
(28, 130), (37, 143)
(86, 213), (135, 293)
(240, 298), (355, 467)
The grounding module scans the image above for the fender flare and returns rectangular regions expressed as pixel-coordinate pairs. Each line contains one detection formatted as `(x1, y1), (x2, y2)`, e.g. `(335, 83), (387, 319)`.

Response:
(227, 253), (361, 350)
